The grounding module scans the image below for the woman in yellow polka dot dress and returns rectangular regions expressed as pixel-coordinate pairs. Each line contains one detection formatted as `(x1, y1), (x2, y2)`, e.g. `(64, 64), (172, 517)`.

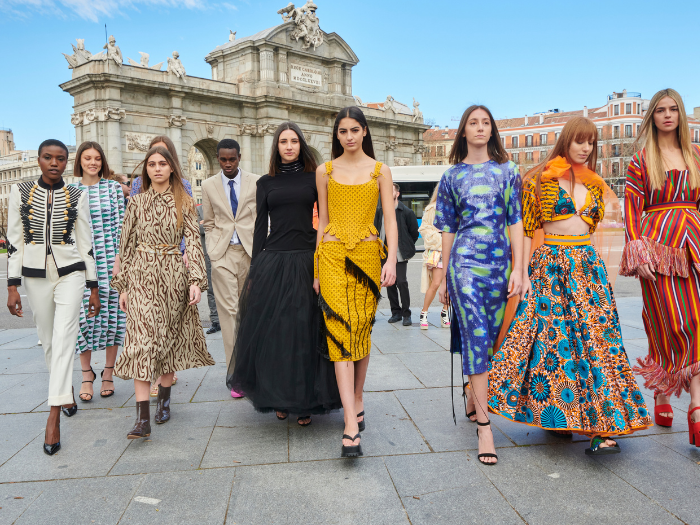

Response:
(315, 106), (398, 457)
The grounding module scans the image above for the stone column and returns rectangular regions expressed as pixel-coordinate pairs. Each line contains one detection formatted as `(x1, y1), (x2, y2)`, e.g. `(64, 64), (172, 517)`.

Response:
(104, 108), (126, 173)
(168, 93), (186, 161)
(278, 50), (288, 84)
(342, 65), (352, 95)
(262, 125), (275, 162)
(260, 48), (275, 82)
(239, 125), (254, 173)
(71, 113), (84, 146)
(386, 142), (396, 167)
(413, 143), (425, 166)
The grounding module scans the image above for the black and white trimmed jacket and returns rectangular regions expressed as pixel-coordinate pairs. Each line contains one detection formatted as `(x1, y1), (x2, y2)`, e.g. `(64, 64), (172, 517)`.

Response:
(7, 177), (97, 288)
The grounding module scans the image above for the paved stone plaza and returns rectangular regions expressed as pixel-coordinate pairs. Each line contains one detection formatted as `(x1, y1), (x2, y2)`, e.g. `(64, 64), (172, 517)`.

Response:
(1, 259), (700, 524)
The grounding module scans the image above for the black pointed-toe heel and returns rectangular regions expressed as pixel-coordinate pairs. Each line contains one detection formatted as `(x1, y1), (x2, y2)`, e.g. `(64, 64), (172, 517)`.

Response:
(476, 420), (498, 466)
(79, 367), (97, 402)
(43, 417), (60, 456)
(357, 411), (366, 432)
(341, 433), (362, 458)
(61, 387), (78, 417)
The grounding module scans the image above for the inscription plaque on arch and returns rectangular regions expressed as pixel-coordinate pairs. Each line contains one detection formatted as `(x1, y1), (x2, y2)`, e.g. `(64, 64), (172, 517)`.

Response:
(289, 63), (322, 87)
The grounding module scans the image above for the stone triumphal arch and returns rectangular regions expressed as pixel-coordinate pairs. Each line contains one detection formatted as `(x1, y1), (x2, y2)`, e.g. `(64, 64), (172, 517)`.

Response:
(60, 2), (428, 198)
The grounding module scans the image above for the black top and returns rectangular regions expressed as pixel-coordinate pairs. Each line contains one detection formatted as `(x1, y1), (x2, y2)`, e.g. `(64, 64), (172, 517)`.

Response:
(252, 161), (318, 261)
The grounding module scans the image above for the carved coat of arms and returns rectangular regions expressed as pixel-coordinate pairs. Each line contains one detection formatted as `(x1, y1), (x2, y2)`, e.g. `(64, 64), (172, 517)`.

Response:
(277, 1), (324, 50)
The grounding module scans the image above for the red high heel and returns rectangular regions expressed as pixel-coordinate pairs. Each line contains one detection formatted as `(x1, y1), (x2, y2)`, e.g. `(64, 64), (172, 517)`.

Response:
(688, 407), (700, 446)
(654, 392), (673, 428)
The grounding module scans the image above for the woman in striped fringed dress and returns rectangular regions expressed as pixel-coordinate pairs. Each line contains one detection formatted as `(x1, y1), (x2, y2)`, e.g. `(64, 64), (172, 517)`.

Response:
(621, 88), (700, 446)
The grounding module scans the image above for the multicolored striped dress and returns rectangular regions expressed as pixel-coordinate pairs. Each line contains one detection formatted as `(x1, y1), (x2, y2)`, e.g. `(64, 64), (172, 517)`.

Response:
(70, 178), (126, 352)
(620, 147), (700, 396)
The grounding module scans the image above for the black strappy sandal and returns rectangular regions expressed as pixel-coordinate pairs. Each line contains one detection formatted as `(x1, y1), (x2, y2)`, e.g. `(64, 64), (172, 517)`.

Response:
(585, 436), (621, 455)
(357, 411), (365, 432)
(100, 366), (115, 398)
(297, 416), (312, 427)
(476, 420), (498, 465)
(463, 382), (476, 421)
(61, 387), (78, 417)
(341, 433), (362, 457)
(79, 367), (97, 402)
(276, 411), (288, 420)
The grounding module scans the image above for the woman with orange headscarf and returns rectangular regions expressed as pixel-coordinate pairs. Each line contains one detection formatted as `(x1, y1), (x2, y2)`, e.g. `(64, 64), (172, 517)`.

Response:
(488, 117), (652, 456)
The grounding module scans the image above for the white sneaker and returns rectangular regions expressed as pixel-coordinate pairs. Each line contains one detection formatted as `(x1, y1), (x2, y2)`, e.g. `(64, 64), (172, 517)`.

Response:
(420, 311), (429, 330)
(440, 309), (451, 328)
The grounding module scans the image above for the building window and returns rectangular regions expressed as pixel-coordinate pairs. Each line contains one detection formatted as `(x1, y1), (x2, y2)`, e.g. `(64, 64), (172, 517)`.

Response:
(637, 105), (641, 115)
(612, 162), (619, 176)
(612, 144), (621, 157)
(540, 150), (548, 160)
(437, 161), (443, 165)
(625, 103), (631, 114)
(598, 146), (602, 157)
(625, 125), (632, 138)
(614, 105), (619, 116)
(437, 146), (444, 156)
(525, 151), (534, 162)
(196, 179), (202, 186)
(526, 135), (533, 147)
(597, 127), (602, 139)
(555, 132), (560, 141)
(501, 137), (505, 147)
(512, 153), (519, 162)
(695, 130), (699, 143)
(511, 136), (519, 148)
(613, 126), (620, 139)
(540, 133), (547, 145)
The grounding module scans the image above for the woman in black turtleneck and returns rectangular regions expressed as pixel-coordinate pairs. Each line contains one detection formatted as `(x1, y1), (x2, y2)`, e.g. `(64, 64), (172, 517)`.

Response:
(227, 122), (341, 425)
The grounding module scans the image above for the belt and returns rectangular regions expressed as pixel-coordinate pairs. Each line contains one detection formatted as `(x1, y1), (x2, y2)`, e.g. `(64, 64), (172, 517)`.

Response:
(645, 202), (698, 213)
(137, 243), (181, 255)
(544, 233), (591, 246)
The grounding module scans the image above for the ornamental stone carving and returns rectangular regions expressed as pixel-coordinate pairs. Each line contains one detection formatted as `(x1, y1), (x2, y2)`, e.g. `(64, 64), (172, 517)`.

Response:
(91, 35), (122, 67)
(70, 113), (83, 126)
(383, 96), (396, 114)
(105, 107), (126, 121)
(206, 124), (215, 137)
(84, 109), (97, 122)
(354, 96), (367, 107)
(126, 133), (155, 152)
(394, 157), (411, 166)
(127, 52), (164, 71)
(167, 115), (187, 127)
(258, 124), (276, 135)
(63, 39), (93, 69)
(240, 124), (257, 135)
(413, 144), (427, 154)
(412, 98), (424, 123)
(385, 141), (398, 151)
(167, 52), (187, 83)
(277, 1), (324, 50)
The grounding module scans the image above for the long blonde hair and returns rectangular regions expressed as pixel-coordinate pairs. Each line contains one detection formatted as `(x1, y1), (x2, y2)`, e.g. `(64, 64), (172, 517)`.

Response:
(142, 146), (193, 229)
(636, 88), (700, 191)
(428, 182), (439, 206)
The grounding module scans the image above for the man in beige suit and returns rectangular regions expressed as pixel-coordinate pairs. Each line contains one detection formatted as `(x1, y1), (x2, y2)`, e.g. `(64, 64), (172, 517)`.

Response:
(201, 139), (259, 397)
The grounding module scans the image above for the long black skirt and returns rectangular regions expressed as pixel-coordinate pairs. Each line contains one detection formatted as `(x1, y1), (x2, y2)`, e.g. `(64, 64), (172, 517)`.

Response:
(226, 249), (342, 415)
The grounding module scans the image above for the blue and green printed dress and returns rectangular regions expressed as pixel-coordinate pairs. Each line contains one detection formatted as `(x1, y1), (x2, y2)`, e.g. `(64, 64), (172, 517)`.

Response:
(70, 178), (126, 352)
(434, 160), (522, 375)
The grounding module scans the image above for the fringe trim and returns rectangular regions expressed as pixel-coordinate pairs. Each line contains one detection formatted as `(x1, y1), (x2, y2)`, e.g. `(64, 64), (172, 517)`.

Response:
(620, 237), (689, 277)
(327, 329), (351, 359)
(318, 293), (351, 332)
(345, 256), (381, 302)
(633, 355), (700, 397)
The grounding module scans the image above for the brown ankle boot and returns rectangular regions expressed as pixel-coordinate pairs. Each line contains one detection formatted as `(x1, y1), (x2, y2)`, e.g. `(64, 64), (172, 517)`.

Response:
(127, 400), (151, 439)
(155, 385), (171, 424)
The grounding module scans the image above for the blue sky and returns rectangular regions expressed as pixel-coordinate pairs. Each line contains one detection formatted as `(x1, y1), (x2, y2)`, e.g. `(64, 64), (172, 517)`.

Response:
(1, 0), (698, 150)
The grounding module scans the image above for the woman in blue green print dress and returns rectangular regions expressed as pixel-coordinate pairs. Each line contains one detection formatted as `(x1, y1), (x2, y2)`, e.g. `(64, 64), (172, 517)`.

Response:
(436, 105), (524, 465)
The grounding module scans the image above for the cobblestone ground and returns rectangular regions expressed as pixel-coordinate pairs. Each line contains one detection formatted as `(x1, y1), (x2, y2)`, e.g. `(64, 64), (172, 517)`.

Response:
(1, 255), (699, 525)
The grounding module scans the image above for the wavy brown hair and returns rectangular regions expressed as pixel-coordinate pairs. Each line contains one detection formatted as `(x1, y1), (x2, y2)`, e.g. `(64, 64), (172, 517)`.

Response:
(635, 88), (700, 190)
(141, 146), (193, 229)
(74, 141), (110, 178)
(268, 121), (318, 176)
(449, 105), (508, 165)
(524, 116), (598, 199)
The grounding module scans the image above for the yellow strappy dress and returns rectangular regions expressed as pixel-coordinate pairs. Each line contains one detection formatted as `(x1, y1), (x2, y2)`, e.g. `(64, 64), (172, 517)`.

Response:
(316, 161), (386, 362)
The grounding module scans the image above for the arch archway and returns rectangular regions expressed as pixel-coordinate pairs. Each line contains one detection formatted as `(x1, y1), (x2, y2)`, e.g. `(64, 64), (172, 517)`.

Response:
(188, 138), (219, 205)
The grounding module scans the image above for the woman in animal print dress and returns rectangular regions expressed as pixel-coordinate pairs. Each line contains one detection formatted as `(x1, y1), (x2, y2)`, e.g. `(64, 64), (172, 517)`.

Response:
(111, 145), (215, 440)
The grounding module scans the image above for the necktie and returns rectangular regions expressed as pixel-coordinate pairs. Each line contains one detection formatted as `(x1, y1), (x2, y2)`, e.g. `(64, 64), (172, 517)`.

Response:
(228, 179), (238, 218)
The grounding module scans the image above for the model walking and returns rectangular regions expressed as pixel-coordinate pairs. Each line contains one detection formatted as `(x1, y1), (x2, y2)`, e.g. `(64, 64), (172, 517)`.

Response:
(70, 142), (125, 401)
(130, 135), (191, 394)
(111, 146), (215, 439)
(316, 106), (398, 457)
(436, 105), (524, 465)
(620, 88), (700, 444)
(488, 117), (652, 456)
(418, 185), (450, 330)
(6, 139), (100, 454)
(227, 122), (341, 424)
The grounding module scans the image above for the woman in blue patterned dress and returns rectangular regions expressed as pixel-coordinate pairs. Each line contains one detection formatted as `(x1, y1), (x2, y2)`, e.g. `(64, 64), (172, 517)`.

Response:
(70, 142), (126, 401)
(436, 105), (524, 465)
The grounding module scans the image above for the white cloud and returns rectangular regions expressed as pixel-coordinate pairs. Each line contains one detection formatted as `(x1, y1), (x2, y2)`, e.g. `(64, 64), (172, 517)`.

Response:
(0, 0), (227, 22)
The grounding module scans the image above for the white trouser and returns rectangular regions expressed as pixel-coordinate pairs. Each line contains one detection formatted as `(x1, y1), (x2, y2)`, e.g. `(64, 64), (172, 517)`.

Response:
(24, 258), (85, 406)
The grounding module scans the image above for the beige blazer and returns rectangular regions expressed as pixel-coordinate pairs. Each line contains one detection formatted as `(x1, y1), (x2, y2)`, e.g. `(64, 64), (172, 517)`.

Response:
(201, 169), (260, 261)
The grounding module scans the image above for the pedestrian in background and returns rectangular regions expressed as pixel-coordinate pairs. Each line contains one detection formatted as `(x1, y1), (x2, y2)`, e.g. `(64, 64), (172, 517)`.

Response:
(228, 121), (341, 425)
(316, 106), (398, 457)
(112, 145), (214, 440)
(417, 185), (450, 329)
(70, 141), (126, 402)
(196, 204), (220, 334)
(374, 182), (419, 326)
(436, 105), (524, 465)
(201, 139), (259, 398)
(7, 139), (100, 455)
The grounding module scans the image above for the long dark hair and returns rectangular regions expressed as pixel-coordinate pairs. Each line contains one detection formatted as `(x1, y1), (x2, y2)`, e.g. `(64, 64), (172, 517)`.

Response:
(331, 106), (375, 159)
(141, 146), (193, 229)
(74, 141), (111, 178)
(449, 105), (508, 165)
(268, 121), (318, 176)
(130, 135), (182, 182)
